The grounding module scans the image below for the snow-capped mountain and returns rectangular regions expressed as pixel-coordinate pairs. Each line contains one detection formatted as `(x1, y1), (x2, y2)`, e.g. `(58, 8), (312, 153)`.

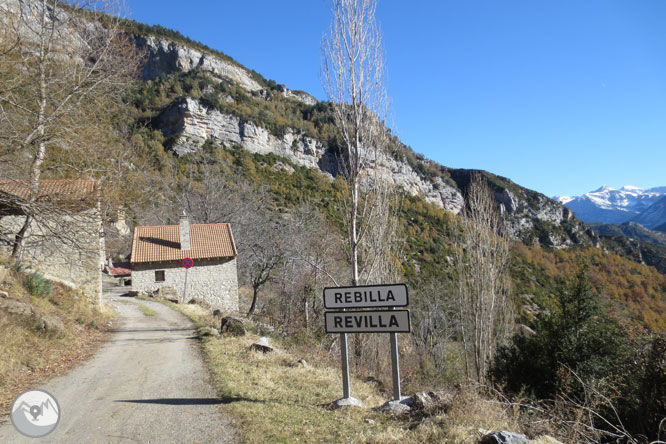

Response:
(555, 185), (666, 226)
(632, 195), (666, 230)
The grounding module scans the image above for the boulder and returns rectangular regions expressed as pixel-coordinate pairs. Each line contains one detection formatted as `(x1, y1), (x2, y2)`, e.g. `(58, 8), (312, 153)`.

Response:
(412, 389), (456, 414)
(0, 290), (8, 298)
(0, 299), (65, 337)
(250, 336), (274, 353)
(40, 315), (65, 338)
(0, 298), (34, 318)
(379, 397), (413, 414)
(155, 286), (179, 303)
(331, 397), (363, 409)
(196, 327), (220, 338)
(220, 316), (246, 336)
(480, 431), (529, 444)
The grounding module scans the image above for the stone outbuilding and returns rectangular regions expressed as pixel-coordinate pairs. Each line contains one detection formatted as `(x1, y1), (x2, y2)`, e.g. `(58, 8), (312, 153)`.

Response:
(130, 215), (239, 313)
(0, 179), (105, 303)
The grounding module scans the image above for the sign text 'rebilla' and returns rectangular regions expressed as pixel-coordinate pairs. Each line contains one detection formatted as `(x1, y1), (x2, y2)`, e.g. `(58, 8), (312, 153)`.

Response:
(323, 284), (408, 309)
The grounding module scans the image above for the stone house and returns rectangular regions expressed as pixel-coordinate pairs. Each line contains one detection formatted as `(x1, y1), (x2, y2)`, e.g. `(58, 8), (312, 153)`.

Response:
(0, 179), (105, 303)
(130, 214), (239, 313)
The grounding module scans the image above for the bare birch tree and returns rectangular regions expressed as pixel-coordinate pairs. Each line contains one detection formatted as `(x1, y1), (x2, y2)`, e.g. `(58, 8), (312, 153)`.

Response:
(0, 0), (138, 259)
(322, 0), (405, 403)
(322, 0), (398, 287)
(455, 174), (513, 384)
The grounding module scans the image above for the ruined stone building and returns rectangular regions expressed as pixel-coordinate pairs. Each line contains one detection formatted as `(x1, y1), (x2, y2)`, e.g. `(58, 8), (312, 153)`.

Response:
(0, 180), (105, 303)
(130, 214), (239, 313)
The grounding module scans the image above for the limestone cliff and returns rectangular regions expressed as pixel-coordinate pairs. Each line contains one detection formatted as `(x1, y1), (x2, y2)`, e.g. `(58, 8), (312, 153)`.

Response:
(136, 34), (595, 249)
(137, 35), (317, 105)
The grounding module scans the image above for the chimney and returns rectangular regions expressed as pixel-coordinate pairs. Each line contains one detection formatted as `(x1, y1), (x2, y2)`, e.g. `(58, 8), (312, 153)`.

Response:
(114, 208), (129, 235)
(179, 212), (191, 251)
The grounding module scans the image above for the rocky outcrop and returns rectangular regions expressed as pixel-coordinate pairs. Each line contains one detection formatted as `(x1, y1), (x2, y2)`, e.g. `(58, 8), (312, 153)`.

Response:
(276, 84), (317, 105)
(156, 97), (337, 170)
(137, 35), (263, 92)
(156, 97), (466, 212)
(449, 170), (597, 249)
(0, 298), (65, 338)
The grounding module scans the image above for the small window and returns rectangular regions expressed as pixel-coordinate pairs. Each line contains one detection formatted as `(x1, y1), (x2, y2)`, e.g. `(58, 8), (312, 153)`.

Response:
(155, 270), (165, 282)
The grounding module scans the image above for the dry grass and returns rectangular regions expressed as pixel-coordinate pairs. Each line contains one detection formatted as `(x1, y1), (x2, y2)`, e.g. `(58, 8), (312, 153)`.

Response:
(158, 298), (526, 444)
(203, 333), (393, 444)
(0, 262), (114, 412)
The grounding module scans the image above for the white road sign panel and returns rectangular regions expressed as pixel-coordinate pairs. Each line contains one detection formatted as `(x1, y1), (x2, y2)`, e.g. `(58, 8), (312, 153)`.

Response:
(323, 284), (408, 309)
(325, 310), (411, 333)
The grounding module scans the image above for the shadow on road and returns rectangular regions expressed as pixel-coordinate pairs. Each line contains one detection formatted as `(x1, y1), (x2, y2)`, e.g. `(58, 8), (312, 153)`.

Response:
(112, 328), (193, 333)
(114, 396), (262, 405)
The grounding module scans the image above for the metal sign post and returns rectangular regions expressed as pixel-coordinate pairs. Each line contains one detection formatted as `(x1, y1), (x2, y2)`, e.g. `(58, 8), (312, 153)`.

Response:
(323, 284), (410, 407)
(340, 331), (351, 399)
(182, 258), (193, 304)
(389, 308), (402, 401)
(183, 268), (188, 304)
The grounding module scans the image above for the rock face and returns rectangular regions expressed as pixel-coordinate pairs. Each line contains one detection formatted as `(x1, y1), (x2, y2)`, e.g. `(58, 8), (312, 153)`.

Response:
(276, 84), (317, 106)
(137, 35), (263, 92)
(155, 96), (466, 213)
(449, 170), (598, 249)
(157, 97), (338, 171)
(140, 35), (596, 249)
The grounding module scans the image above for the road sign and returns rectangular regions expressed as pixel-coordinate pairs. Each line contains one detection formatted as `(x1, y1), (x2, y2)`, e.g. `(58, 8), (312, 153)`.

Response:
(182, 258), (193, 269)
(325, 310), (410, 333)
(323, 284), (408, 309)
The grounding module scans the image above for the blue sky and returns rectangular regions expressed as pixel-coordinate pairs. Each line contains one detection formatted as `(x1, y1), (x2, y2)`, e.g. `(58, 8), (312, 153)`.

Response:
(123, 1), (666, 198)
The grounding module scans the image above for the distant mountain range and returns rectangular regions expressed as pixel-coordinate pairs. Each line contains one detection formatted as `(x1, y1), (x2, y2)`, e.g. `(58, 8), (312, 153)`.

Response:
(556, 186), (666, 231)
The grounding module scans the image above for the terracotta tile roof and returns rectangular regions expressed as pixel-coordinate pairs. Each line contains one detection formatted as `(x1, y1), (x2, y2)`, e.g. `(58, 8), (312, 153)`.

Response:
(131, 223), (237, 264)
(0, 179), (97, 201)
(110, 262), (131, 277)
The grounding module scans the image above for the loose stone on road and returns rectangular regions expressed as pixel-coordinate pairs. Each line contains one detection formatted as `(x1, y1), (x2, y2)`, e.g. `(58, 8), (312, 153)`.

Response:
(0, 284), (236, 444)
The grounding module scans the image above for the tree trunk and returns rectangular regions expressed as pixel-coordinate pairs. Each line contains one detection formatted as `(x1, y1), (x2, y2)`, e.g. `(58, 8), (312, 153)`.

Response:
(11, 0), (49, 260)
(247, 286), (259, 317)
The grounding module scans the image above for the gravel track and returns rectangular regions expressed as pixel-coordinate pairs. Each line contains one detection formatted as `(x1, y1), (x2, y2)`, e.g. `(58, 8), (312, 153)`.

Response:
(0, 286), (236, 444)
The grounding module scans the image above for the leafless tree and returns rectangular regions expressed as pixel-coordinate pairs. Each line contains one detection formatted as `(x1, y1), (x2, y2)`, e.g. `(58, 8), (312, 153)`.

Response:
(455, 174), (513, 384)
(322, 0), (399, 287)
(278, 204), (346, 328)
(411, 277), (460, 372)
(239, 205), (286, 317)
(0, 0), (138, 259)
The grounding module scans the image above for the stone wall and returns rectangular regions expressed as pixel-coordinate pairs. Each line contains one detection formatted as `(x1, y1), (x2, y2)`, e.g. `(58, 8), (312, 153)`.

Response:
(0, 209), (104, 303)
(132, 258), (239, 313)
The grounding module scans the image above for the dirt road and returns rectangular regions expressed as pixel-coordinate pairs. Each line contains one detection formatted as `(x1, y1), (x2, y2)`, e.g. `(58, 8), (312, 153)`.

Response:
(0, 286), (235, 444)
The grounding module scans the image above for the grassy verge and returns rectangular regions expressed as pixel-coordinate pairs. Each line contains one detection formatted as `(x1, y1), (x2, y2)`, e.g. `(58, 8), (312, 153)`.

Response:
(0, 264), (115, 412)
(151, 299), (528, 444)
(118, 299), (157, 316)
